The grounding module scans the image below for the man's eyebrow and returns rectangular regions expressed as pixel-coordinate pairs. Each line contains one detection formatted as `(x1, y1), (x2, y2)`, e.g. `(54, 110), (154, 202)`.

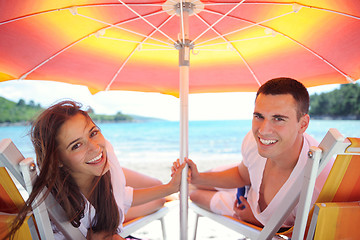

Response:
(253, 112), (263, 117)
(272, 114), (289, 119)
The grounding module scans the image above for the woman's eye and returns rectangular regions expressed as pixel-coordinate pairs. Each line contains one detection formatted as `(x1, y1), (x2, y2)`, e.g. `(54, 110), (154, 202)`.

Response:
(71, 143), (81, 151)
(90, 130), (99, 137)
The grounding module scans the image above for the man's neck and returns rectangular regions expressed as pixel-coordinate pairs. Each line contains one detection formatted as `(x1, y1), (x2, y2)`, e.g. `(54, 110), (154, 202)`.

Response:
(269, 134), (304, 170)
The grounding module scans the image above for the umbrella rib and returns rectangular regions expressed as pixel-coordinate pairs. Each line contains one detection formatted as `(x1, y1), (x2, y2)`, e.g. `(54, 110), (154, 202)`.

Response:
(117, 0), (176, 44)
(201, 9), (351, 80)
(2, 2), (358, 26)
(193, 13), (261, 86)
(1, 5), (174, 47)
(99, 36), (174, 49)
(0, 2), (166, 25)
(105, 14), (175, 91)
(306, 5), (360, 20)
(18, 13), (173, 80)
(19, 37), (86, 80)
(195, 35), (273, 49)
(280, 33), (352, 80)
(76, 11), (173, 47)
(202, 2), (360, 20)
(195, 9), (293, 47)
(191, 0), (246, 44)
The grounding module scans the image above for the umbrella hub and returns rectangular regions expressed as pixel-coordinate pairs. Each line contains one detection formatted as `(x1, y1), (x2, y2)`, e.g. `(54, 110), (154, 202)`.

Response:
(174, 39), (194, 50)
(175, 39), (194, 66)
(163, 0), (204, 16)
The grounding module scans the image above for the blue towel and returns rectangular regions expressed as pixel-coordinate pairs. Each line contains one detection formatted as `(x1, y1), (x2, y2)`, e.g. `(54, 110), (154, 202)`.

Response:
(236, 187), (246, 207)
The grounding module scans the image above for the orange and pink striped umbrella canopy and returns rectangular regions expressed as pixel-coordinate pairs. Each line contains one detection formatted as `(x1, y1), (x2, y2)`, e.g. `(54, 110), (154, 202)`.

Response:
(0, 0), (359, 96)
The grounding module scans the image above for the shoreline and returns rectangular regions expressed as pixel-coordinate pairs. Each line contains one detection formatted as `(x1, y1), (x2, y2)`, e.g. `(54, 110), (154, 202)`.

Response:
(1, 116), (360, 127)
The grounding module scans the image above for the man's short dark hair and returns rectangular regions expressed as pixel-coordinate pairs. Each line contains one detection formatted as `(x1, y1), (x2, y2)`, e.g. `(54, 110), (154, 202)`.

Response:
(256, 77), (309, 120)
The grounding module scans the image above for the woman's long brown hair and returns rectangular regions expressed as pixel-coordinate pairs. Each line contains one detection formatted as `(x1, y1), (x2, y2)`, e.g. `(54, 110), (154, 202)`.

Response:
(5, 100), (120, 239)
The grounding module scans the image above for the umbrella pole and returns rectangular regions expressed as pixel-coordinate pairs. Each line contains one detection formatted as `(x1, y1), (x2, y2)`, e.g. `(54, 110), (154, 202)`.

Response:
(179, 6), (190, 240)
(179, 64), (189, 240)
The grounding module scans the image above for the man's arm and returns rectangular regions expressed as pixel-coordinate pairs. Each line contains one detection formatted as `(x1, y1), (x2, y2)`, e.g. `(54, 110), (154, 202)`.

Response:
(187, 159), (250, 189)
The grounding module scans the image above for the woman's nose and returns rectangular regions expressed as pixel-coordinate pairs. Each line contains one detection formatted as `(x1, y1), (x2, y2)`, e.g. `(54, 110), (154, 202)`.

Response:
(88, 138), (100, 151)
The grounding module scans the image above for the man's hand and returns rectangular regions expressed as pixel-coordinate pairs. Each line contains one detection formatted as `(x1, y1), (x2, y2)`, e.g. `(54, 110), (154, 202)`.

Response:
(233, 196), (263, 227)
(172, 158), (200, 184)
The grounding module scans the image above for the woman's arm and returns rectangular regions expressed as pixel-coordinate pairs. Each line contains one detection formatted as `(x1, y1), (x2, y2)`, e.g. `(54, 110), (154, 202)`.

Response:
(131, 162), (186, 206)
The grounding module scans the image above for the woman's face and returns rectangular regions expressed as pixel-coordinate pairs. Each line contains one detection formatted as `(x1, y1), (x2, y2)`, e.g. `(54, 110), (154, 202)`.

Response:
(57, 113), (109, 189)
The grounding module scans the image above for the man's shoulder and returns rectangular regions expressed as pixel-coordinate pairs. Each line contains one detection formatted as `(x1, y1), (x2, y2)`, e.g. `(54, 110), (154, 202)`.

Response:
(303, 132), (319, 148)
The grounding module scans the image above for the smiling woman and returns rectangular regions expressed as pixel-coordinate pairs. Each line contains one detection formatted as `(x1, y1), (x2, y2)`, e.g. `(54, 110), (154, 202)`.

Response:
(5, 100), (185, 239)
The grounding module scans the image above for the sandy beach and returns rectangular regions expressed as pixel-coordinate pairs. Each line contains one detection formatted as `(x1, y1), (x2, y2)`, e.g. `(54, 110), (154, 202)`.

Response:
(128, 200), (246, 240)
(121, 159), (246, 240)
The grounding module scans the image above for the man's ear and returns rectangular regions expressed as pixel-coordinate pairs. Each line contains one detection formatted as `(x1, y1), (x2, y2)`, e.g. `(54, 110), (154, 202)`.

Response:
(299, 114), (310, 133)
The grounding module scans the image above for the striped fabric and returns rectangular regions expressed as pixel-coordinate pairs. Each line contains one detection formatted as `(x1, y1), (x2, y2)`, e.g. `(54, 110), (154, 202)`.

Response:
(307, 137), (360, 239)
(313, 202), (360, 240)
(0, 167), (34, 239)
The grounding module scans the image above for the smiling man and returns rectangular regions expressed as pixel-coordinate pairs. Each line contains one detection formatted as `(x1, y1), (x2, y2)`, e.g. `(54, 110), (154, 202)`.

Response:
(185, 77), (331, 228)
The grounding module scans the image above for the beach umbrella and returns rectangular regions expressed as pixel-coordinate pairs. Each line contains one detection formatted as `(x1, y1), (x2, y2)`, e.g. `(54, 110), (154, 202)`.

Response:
(1, 1), (360, 239)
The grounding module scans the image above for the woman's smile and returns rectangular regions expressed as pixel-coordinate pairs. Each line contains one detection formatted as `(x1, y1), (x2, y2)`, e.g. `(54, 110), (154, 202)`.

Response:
(86, 152), (104, 164)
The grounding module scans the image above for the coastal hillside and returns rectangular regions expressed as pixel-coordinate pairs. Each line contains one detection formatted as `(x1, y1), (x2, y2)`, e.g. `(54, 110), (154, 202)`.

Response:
(0, 97), (162, 124)
(0, 97), (42, 124)
(309, 83), (360, 120)
(1, 82), (359, 124)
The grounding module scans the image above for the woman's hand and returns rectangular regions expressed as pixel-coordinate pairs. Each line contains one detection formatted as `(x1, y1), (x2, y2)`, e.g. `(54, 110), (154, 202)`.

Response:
(172, 158), (200, 184)
(233, 197), (263, 227)
(169, 160), (186, 192)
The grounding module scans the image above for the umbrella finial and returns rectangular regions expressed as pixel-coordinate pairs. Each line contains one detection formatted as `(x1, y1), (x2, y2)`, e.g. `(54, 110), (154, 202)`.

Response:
(163, 0), (204, 16)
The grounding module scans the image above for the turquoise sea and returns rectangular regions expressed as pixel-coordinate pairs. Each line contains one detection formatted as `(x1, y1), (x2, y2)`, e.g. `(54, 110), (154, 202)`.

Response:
(1, 119), (359, 165)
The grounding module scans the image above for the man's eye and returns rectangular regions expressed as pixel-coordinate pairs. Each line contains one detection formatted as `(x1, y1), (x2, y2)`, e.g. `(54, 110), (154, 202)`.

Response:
(274, 117), (285, 121)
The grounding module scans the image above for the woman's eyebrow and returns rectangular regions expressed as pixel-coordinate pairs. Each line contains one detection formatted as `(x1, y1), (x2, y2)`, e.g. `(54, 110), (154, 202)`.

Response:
(67, 138), (80, 149)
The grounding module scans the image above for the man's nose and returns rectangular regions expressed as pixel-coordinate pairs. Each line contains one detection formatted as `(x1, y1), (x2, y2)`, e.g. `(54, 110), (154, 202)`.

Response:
(258, 119), (272, 135)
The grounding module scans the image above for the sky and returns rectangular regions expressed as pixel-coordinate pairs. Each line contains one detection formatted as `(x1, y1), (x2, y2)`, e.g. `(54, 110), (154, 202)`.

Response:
(0, 80), (340, 121)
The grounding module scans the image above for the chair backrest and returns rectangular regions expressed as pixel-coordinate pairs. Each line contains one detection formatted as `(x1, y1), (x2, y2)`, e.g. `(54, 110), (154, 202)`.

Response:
(316, 137), (360, 203)
(311, 201), (360, 240)
(0, 139), (39, 239)
(305, 137), (360, 239)
(0, 138), (85, 239)
(0, 167), (25, 214)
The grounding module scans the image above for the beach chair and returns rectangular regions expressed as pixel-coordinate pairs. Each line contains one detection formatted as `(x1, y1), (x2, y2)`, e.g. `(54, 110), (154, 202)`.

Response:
(121, 201), (172, 239)
(307, 202), (360, 239)
(0, 138), (84, 239)
(0, 160), (38, 239)
(0, 139), (170, 239)
(301, 136), (360, 240)
(190, 128), (360, 239)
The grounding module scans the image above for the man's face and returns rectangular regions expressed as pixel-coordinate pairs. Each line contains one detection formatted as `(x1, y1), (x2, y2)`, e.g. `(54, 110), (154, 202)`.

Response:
(252, 93), (309, 161)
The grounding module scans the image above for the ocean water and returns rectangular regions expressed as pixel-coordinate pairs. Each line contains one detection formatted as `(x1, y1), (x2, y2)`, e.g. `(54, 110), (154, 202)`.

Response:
(1, 119), (359, 165)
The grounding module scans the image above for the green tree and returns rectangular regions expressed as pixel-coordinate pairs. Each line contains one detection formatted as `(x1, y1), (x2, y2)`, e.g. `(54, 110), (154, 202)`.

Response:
(310, 83), (360, 119)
